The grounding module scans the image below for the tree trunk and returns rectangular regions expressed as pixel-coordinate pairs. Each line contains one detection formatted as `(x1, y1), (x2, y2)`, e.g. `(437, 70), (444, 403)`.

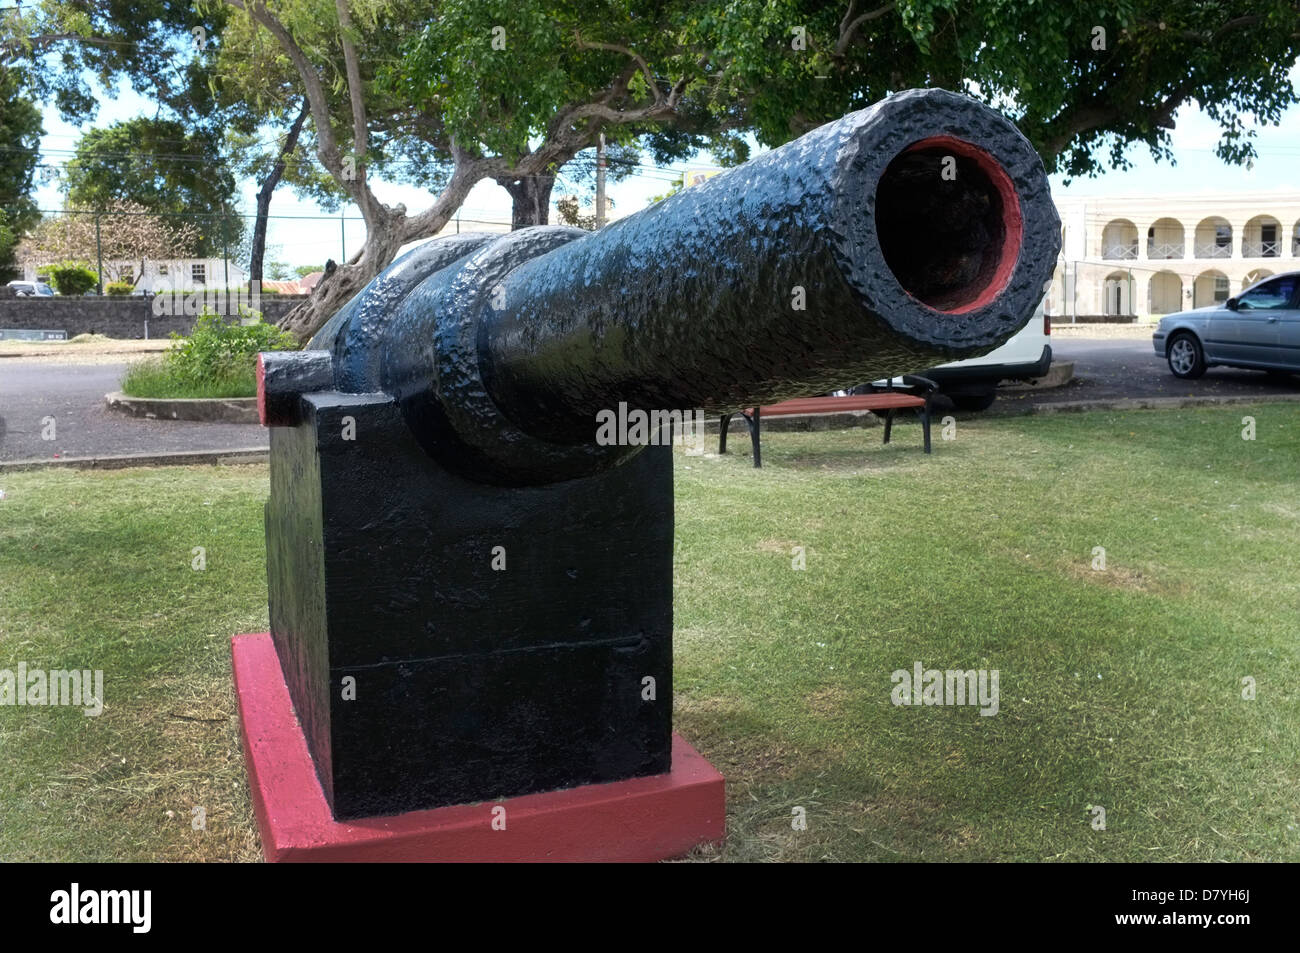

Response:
(502, 174), (556, 228)
(275, 217), (407, 343)
(250, 99), (310, 284)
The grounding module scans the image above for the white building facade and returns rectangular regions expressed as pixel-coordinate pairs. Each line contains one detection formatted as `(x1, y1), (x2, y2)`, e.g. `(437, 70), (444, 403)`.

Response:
(1049, 192), (1300, 319)
(23, 257), (248, 293)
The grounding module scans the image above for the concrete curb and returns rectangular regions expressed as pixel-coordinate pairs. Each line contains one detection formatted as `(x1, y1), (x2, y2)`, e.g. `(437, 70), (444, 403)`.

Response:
(0, 447), (269, 472)
(1000, 361), (1075, 392)
(105, 390), (259, 424)
(1029, 393), (1300, 414)
(0, 344), (169, 359)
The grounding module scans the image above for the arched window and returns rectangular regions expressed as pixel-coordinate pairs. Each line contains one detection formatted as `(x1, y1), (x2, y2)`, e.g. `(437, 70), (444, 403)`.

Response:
(1145, 218), (1184, 259)
(1194, 217), (1232, 259)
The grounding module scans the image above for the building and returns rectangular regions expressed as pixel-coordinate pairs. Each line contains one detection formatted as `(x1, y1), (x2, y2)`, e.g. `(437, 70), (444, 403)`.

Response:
(23, 257), (249, 293)
(1050, 192), (1300, 319)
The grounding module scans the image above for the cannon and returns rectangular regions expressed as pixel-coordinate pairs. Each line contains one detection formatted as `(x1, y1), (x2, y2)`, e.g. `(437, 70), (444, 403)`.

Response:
(244, 89), (1060, 838)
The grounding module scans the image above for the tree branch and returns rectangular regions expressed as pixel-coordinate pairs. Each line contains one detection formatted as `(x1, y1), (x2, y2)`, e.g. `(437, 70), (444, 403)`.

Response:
(334, 0), (369, 178)
(222, 0), (373, 217)
(835, 2), (896, 56)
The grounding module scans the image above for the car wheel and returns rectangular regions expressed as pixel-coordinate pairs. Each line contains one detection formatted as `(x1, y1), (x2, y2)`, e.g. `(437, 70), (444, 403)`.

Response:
(1167, 333), (1206, 379)
(949, 390), (997, 412)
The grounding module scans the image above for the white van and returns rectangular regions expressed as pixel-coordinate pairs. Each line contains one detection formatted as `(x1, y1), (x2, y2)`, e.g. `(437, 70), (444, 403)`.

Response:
(917, 299), (1051, 410)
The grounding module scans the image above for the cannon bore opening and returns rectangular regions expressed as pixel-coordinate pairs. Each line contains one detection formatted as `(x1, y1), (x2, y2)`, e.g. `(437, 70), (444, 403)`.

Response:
(875, 136), (1022, 313)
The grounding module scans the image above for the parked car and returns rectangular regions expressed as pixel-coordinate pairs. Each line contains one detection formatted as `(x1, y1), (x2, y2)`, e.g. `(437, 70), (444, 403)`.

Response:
(6, 280), (54, 297)
(851, 299), (1051, 410)
(913, 298), (1051, 410)
(1153, 271), (1300, 380)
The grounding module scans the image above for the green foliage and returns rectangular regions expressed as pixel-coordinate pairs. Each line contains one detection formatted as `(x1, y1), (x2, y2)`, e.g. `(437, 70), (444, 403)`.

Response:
(0, 67), (44, 282)
(393, 1), (731, 174)
(104, 281), (134, 295)
(168, 310), (295, 384)
(707, 1), (1300, 179)
(2, 1), (230, 131)
(119, 357), (256, 399)
(121, 311), (296, 398)
(47, 261), (99, 296)
(64, 118), (243, 257)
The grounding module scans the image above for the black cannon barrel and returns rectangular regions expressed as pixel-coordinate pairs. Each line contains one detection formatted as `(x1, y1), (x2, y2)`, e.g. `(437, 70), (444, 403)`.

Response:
(480, 89), (1057, 445)
(273, 88), (1059, 484)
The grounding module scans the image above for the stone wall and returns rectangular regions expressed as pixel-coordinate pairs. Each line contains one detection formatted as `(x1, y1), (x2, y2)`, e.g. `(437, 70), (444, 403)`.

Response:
(0, 293), (310, 339)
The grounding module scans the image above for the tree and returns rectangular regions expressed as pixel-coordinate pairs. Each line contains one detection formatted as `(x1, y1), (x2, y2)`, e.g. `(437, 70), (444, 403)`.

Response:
(397, 1), (741, 228)
(5, 0), (740, 338)
(1, 1), (293, 281)
(0, 67), (43, 282)
(19, 200), (201, 288)
(239, 100), (311, 283)
(63, 118), (243, 258)
(200, 0), (740, 340)
(706, 1), (1300, 178)
(1, 1), (228, 130)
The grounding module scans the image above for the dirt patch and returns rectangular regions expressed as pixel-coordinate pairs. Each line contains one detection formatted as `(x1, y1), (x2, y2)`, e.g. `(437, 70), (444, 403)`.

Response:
(756, 538), (803, 554)
(1063, 560), (1188, 595)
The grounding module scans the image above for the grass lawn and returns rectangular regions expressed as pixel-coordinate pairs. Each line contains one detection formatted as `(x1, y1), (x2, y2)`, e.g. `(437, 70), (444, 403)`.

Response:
(1, 403), (1297, 861)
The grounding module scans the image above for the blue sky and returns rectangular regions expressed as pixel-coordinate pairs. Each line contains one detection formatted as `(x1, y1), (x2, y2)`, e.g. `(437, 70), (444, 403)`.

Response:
(31, 65), (1300, 269)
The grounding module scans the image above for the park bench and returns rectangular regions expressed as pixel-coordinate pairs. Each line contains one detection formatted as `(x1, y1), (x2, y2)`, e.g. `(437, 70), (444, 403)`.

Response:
(718, 376), (938, 467)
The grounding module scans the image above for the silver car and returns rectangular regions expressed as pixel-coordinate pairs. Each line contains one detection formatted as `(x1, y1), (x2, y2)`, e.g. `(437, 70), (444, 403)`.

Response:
(1153, 271), (1300, 379)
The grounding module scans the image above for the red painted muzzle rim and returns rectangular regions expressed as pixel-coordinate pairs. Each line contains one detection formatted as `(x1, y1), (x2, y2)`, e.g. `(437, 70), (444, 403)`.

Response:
(900, 135), (1023, 315)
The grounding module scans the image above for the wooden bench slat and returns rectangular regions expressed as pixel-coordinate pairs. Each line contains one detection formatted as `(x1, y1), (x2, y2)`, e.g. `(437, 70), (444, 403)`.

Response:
(750, 394), (925, 415)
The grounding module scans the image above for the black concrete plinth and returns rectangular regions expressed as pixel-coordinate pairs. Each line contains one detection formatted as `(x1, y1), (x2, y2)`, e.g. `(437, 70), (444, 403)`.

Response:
(266, 392), (673, 820)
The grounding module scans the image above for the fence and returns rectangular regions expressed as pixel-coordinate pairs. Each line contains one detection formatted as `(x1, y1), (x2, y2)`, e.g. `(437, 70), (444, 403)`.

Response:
(10, 206), (514, 296)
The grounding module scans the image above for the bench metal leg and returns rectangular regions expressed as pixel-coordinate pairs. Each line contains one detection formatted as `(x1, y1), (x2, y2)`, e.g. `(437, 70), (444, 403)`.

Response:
(746, 406), (762, 467)
(719, 413), (731, 453)
(917, 402), (932, 454)
(882, 409), (894, 445)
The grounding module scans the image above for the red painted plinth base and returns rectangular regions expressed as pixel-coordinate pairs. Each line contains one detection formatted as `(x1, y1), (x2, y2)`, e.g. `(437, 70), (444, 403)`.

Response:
(231, 632), (726, 862)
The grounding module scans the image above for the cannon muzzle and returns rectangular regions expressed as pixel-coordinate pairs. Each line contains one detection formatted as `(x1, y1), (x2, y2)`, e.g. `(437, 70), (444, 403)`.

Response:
(265, 88), (1059, 484)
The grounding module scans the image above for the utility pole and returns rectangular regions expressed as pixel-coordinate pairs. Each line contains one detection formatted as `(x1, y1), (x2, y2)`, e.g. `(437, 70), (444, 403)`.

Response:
(221, 207), (231, 291)
(595, 133), (607, 229)
(95, 213), (104, 295)
(341, 211), (346, 261)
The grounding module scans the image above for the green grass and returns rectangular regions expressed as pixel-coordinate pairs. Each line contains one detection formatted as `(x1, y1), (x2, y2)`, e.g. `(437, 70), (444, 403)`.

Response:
(1, 404), (1297, 861)
(120, 357), (257, 399)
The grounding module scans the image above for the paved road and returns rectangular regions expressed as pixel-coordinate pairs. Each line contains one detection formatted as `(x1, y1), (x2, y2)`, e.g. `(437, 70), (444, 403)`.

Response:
(0, 361), (267, 462)
(991, 335), (1300, 413)
(2, 342), (1298, 460)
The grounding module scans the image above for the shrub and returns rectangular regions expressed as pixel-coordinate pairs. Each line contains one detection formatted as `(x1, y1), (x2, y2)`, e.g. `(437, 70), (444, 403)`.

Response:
(48, 262), (99, 296)
(120, 310), (298, 399)
(105, 281), (134, 295)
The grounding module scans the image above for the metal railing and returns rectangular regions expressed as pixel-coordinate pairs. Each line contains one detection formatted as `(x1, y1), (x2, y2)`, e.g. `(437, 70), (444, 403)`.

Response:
(1103, 243), (1138, 260)
(1145, 242), (1184, 259)
(1194, 242), (1232, 259)
(1242, 241), (1279, 258)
